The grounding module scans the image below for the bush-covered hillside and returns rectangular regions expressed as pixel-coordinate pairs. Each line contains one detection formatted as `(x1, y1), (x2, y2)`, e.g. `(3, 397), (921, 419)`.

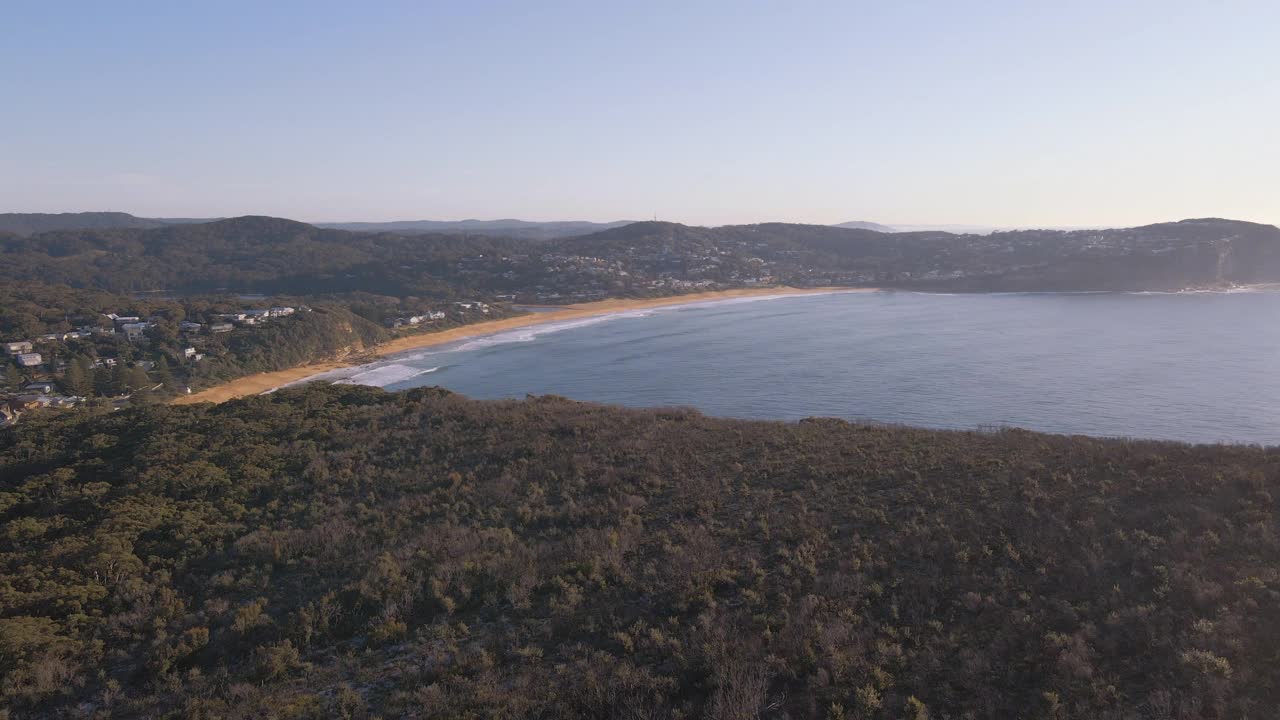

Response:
(1, 385), (1277, 718)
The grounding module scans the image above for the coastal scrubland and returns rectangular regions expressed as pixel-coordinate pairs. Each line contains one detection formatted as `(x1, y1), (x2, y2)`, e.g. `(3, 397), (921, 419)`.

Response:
(2, 384), (1276, 718)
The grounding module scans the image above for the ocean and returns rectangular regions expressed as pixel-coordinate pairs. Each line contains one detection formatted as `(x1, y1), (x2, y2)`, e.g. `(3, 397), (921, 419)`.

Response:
(324, 290), (1280, 445)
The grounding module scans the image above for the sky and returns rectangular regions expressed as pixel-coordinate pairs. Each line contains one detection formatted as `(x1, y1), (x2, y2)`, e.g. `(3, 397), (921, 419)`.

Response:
(2, 1), (1278, 228)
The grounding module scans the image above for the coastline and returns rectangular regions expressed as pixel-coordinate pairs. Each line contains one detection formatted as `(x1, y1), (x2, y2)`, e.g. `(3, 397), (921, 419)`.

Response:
(173, 286), (875, 405)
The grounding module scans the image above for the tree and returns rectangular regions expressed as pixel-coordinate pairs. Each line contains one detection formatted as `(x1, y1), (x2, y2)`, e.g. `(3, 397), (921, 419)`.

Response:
(96, 364), (126, 396)
(61, 355), (93, 396)
(154, 356), (176, 389)
(124, 365), (152, 393)
(3, 361), (21, 389)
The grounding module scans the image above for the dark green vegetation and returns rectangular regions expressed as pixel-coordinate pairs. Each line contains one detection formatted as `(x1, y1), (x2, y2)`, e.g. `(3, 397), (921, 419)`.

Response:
(3, 216), (1279, 300)
(2, 384), (1276, 718)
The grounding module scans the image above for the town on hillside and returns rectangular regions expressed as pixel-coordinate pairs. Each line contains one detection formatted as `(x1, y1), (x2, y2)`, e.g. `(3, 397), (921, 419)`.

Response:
(0, 298), (499, 426)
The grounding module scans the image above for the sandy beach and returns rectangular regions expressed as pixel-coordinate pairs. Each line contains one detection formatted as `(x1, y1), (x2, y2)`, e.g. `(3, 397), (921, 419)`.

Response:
(173, 286), (875, 405)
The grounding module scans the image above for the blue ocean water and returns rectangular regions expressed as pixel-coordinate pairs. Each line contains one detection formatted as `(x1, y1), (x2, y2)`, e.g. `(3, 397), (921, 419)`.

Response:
(333, 290), (1280, 445)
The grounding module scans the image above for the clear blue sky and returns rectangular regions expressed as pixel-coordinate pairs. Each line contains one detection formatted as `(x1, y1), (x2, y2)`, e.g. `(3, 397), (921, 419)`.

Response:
(3, 1), (1277, 227)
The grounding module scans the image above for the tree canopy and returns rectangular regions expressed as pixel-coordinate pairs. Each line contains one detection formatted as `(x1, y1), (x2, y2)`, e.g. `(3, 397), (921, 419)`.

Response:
(1, 384), (1276, 717)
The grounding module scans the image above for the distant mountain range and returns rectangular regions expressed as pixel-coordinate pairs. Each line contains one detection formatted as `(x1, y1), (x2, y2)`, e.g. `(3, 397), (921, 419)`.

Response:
(313, 218), (636, 240)
(0, 212), (1134, 241)
(3, 212), (1278, 295)
(0, 212), (636, 240)
(833, 220), (898, 232)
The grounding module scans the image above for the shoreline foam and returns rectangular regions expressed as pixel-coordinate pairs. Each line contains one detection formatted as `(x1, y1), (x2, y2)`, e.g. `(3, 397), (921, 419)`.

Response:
(173, 286), (876, 404)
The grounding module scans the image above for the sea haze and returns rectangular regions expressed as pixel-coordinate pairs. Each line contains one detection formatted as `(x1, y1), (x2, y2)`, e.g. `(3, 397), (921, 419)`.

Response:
(338, 291), (1280, 445)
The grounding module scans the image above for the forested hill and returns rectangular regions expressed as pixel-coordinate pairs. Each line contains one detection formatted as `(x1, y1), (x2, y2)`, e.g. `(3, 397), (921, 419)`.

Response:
(0, 216), (520, 296)
(0, 213), (630, 240)
(0, 212), (167, 236)
(315, 218), (634, 239)
(0, 384), (1277, 717)
(559, 217), (1280, 290)
(3, 215), (1279, 296)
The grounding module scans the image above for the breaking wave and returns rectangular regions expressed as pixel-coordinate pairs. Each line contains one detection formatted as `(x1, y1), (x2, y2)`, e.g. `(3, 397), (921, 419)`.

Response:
(335, 364), (440, 387)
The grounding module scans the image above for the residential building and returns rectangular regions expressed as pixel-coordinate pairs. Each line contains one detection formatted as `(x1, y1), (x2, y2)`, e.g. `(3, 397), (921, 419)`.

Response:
(3, 341), (33, 355)
(15, 352), (43, 367)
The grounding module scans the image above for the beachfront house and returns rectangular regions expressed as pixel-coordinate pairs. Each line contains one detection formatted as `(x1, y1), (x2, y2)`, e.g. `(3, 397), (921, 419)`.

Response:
(3, 341), (33, 355)
(15, 352), (43, 367)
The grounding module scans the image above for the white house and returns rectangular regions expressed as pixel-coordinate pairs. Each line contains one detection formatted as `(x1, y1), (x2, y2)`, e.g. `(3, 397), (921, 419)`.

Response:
(3, 341), (33, 355)
(15, 352), (42, 367)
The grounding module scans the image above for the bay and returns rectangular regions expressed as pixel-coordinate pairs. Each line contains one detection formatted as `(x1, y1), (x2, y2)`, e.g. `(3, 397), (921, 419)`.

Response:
(341, 290), (1280, 445)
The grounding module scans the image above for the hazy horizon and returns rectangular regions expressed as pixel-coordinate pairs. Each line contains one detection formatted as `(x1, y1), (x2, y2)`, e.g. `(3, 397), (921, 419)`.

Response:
(4, 1), (1277, 227)
(0, 210), (1212, 234)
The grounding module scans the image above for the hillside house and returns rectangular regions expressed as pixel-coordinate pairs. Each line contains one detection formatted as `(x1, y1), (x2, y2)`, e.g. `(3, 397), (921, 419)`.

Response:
(3, 341), (33, 355)
(15, 352), (43, 367)
(210, 323), (233, 333)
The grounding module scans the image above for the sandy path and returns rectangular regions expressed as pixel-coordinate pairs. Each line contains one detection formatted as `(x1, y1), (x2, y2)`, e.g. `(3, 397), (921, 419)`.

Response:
(173, 286), (876, 404)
